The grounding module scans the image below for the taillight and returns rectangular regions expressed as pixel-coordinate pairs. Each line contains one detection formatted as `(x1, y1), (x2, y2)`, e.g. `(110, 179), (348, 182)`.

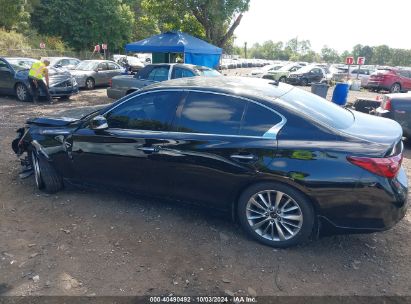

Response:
(109, 79), (112, 87)
(383, 97), (392, 110)
(347, 154), (403, 178)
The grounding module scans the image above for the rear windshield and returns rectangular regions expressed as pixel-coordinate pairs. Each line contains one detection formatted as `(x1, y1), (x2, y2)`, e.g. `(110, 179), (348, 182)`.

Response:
(279, 87), (354, 129)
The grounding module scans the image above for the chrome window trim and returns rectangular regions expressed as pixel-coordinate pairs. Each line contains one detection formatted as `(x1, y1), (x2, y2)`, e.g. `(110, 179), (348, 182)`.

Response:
(102, 88), (287, 140)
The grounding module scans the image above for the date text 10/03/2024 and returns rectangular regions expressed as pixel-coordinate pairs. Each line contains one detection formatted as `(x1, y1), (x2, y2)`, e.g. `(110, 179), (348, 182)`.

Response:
(149, 296), (257, 303)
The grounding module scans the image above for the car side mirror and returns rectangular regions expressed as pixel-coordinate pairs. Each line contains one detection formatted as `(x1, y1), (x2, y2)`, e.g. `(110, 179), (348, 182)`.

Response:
(90, 115), (108, 130)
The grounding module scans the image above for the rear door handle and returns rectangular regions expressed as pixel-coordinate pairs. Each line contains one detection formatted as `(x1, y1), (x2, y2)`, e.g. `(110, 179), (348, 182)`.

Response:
(230, 154), (257, 161)
(136, 146), (160, 153)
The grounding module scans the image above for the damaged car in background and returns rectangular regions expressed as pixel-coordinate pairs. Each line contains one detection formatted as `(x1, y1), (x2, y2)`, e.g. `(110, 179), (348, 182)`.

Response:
(0, 57), (79, 101)
(11, 77), (408, 248)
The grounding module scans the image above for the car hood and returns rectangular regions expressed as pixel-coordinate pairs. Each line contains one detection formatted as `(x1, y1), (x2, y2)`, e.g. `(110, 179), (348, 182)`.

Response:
(15, 68), (72, 86)
(26, 117), (79, 127)
(342, 110), (403, 147)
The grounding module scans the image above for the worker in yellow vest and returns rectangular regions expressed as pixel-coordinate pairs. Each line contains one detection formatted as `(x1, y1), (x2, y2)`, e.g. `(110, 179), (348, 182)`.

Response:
(28, 59), (51, 102)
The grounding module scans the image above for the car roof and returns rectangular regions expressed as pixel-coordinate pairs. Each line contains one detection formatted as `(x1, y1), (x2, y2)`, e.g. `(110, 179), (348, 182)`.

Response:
(141, 76), (293, 101)
(3, 57), (37, 61)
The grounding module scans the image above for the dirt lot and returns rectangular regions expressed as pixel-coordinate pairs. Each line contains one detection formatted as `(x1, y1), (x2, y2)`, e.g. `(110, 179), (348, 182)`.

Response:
(1, 73), (410, 296)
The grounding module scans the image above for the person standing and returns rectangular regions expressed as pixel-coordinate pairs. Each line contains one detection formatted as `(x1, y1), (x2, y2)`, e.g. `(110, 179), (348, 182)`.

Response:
(28, 59), (51, 102)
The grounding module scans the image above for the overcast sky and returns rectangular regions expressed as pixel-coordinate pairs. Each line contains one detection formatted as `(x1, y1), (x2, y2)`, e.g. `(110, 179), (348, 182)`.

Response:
(234, 0), (410, 52)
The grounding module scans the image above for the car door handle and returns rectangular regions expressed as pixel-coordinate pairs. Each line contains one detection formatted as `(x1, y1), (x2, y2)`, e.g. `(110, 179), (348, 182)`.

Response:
(230, 154), (257, 161)
(136, 146), (160, 153)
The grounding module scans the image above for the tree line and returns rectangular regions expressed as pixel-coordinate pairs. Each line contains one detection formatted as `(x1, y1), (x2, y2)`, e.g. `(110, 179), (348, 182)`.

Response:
(0, 0), (249, 52)
(234, 39), (411, 66)
(1, 0), (410, 66)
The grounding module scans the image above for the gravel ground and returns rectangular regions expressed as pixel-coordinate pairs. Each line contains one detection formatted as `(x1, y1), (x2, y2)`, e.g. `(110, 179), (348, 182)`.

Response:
(0, 70), (410, 296)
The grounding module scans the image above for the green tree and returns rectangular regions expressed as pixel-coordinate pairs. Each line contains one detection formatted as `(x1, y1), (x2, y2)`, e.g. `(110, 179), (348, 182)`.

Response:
(32, 0), (135, 51)
(372, 45), (391, 65)
(321, 45), (340, 63)
(0, 0), (31, 31)
(142, 0), (250, 48)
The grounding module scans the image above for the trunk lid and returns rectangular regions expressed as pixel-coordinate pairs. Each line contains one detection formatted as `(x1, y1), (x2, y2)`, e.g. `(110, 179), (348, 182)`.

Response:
(342, 110), (402, 152)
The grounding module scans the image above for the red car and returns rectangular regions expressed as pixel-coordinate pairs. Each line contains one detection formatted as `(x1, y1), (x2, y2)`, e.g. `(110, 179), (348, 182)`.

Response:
(367, 68), (411, 93)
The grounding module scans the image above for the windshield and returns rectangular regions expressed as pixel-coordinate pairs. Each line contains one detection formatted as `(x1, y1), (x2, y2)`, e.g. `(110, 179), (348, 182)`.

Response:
(198, 68), (221, 77)
(75, 61), (98, 71)
(7, 58), (36, 71)
(279, 87), (354, 129)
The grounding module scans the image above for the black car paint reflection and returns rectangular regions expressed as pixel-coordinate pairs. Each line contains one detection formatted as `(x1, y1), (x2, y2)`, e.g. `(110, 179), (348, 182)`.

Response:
(14, 77), (408, 237)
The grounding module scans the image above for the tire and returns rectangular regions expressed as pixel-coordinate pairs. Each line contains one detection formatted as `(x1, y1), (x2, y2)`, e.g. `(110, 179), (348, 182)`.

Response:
(390, 83), (401, 93)
(237, 182), (315, 248)
(15, 83), (31, 102)
(279, 76), (286, 83)
(301, 78), (308, 86)
(31, 150), (63, 194)
(85, 77), (95, 90)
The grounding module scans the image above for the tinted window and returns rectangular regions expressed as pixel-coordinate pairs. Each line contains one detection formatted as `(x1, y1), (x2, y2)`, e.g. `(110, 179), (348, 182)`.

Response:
(106, 91), (181, 131)
(97, 63), (108, 70)
(177, 92), (245, 135)
(240, 102), (282, 137)
(0, 60), (10, 72)
(279, 88), (354, 129)
(398, 70), (411, 78)
(172, 67), (195, 79)
(147, 67), (169, 81)
(108, 62), (119, 70)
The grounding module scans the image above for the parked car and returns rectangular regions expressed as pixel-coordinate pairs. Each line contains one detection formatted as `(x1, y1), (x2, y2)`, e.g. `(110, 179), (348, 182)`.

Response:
(368, 68), (411, 93)
(71, 60), (124, 89)
(375, 93), (411, 138)
(249, 64), (284, 78)
(41, 57), (81, 70)
(113, 55), (145, 73)
(12, 77), (407, 248)
(0, 57), (79, 101)
(332, 66), (375, 87)
(287, 65), (326, 86)
(107, 63), (220, 99)
(262, 63), (303, 82)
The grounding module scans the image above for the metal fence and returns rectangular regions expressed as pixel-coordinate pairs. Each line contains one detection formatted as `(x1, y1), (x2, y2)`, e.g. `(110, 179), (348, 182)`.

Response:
(0, 49), (115, 60)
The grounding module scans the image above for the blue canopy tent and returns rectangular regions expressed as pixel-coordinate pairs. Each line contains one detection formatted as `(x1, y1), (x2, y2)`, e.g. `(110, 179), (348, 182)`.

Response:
(125, 31), (222, 69)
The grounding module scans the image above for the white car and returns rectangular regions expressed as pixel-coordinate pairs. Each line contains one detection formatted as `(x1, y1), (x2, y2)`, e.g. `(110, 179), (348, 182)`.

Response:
(249, 64), (284, 77)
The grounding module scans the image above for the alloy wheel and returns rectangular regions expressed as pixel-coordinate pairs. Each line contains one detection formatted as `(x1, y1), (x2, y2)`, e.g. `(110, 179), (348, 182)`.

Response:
(391, 83), (401, 93)
(16, 84), (27, 101)
(246, 190), (303, 241)
(86, 79), (94, 89)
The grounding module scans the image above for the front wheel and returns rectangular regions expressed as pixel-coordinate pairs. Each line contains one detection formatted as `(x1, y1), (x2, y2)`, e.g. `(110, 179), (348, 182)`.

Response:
(31, 150), (63, 193)
(85, 77), (95, 90)
(237, 182), (315, 248)
(15, 83), (31, 102)
(279, 76), (286, 83)
(301, 78), (309, 86)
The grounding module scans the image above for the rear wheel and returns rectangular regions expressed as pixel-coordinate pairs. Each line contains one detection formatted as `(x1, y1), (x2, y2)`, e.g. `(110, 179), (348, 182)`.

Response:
(85, 77), (95, 90)
(237, 182), (314, 248)
(390, 83), (401, 93)
(279, 76), (286, 83)
(31, 150), (63, 193)
(15, 83), (31, 102)
(60, 95), (70, 101)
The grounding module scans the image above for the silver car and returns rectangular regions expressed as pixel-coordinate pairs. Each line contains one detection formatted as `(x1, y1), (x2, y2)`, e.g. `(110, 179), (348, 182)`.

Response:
(71, 60), (124, 89)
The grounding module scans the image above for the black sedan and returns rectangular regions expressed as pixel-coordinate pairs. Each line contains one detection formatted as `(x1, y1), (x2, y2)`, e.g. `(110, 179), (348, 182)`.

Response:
(376, 93), (411, 139)
(12, 77), (408, 247)
(0, 57), (79, 101)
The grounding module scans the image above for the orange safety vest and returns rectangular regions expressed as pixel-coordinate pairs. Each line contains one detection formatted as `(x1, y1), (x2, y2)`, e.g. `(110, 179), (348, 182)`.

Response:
(29, 61), (46, 80)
